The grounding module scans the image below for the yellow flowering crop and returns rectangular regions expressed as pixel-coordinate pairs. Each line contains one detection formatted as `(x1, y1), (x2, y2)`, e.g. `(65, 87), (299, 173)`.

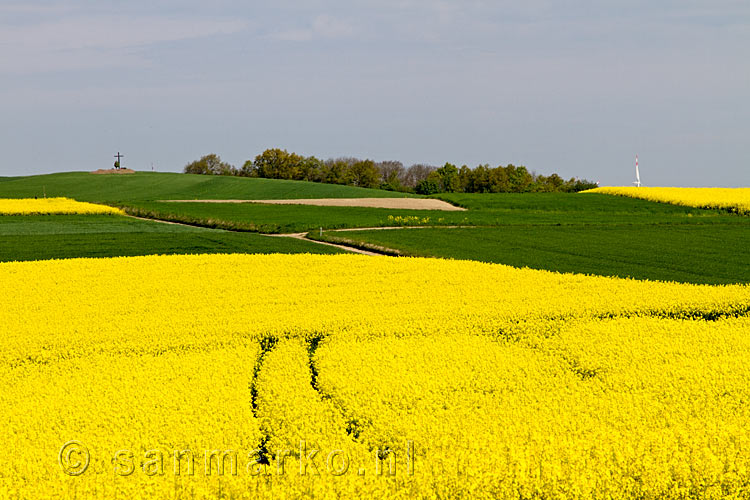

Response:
(0, 197), (123, 215)
(582, 186), (750, 214)
(1, 254), (749, 498)
(3, 343), (263, 499)
(386, 214), (433, 225)
(316, 318), (750, 498)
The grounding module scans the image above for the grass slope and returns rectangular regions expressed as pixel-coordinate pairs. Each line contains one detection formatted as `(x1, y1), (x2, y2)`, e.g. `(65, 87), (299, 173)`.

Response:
(315, 224), (750, 285)
(322, 225), (750, 284)
(2, 173), (747, 285)
(434, 192), (739, 222)
(119, 192), (748, 234)
(305, 192), (750, 285)
(0, 172), (416, 202)
(0, 215), (344, 262)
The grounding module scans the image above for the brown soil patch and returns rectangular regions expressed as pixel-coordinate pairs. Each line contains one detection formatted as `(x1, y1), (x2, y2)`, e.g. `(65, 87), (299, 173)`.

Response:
(160, 198), (465, 211)
(91, 168), (136, 174)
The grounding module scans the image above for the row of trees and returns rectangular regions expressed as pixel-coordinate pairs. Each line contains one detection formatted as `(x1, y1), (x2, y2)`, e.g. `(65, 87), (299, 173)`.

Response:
(183, 149), (597, 194)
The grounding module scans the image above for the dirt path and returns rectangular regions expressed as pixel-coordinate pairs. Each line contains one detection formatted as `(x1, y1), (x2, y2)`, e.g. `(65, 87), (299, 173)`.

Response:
(265, 233), (385, 256)
(123, 214), (464, 256)
(91, 168), (135, 174)
(126, 215), (193, 227)
(159, 198), (465, 211)
(124, 214), (393, 255)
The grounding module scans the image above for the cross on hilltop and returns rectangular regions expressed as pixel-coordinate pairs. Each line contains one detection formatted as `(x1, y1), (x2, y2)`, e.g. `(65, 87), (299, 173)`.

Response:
(114, 152), (124, 169)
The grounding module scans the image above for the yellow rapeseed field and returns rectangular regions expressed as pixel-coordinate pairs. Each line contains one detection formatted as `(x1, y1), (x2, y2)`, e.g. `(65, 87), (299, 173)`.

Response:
(2, 254), (749, 499)
(583, 186), (750, 214)
(0, 197), (123, 215)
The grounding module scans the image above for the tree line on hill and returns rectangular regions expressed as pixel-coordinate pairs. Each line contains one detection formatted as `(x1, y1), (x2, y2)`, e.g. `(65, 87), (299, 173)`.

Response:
(183, 149), (598, 194)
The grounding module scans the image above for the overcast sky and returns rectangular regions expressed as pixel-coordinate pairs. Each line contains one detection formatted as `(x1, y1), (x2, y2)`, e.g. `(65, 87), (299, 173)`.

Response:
(1, 1), (748, 186)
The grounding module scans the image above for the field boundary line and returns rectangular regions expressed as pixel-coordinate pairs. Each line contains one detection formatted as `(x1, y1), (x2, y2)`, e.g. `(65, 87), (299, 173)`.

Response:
(122, 212), (472, 256)
(266, 232), (387, 256)
(324, 225), (475, 232)
(123, 214), (204, 228)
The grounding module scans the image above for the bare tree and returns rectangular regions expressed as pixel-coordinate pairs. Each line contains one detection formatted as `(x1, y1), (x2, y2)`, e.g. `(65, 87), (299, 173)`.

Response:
(403, 163), (437, 188)
(376, 160), (405, 188)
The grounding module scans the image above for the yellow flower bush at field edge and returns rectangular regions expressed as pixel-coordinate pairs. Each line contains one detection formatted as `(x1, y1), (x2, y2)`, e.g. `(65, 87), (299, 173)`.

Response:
(0, 197), (123, 215)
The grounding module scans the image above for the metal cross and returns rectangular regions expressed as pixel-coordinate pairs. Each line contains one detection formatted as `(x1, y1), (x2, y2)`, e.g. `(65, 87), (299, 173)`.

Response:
(114, 152), (124, 168)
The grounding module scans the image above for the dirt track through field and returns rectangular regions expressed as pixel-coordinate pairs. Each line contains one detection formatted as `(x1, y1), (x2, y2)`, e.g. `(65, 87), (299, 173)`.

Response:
(265, 233), (384, 256)
(91, 168), (135, 174)
(160, 198), (465, 211)
(123, 214), (393, 255)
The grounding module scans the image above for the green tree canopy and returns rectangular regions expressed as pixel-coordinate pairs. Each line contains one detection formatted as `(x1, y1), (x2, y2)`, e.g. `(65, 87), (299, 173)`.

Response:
(348, 159), (380, 188)
(185, 147), (597, 194)
(183, 154), (236, 175)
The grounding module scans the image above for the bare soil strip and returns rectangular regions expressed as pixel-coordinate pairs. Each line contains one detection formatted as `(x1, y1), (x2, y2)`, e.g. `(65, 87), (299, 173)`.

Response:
(91, 168), (135, 174)
(159, 198), (466, 211)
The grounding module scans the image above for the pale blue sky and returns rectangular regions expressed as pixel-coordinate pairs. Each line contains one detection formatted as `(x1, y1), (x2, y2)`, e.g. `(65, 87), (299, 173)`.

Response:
(1, 1), (748, 186)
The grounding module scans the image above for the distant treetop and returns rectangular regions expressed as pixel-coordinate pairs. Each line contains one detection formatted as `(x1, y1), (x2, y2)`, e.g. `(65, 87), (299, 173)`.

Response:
(184, 154), (237, 176)
(184, 149), (597, 194)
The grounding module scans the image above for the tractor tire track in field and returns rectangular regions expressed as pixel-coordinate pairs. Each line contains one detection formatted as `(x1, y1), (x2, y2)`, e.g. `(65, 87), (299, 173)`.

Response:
(304, 334), (393, 458)
(252, 337), (389, 472)
(249, 336), (279, 465)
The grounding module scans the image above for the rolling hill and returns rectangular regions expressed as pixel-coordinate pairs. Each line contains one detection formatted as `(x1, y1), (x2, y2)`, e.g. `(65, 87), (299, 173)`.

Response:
(0, 171), (416, 202)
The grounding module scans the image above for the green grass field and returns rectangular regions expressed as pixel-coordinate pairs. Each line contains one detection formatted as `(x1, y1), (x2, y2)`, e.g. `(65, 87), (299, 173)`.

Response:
(313, 225), (750, 284)
(433, 192), (742, 224)
(0, 172), (415, 202)
(1, 172), (747, 284)
(0, 214), (343, 262)
(303, 193), (750, 284)
(116, 192), (743, 234)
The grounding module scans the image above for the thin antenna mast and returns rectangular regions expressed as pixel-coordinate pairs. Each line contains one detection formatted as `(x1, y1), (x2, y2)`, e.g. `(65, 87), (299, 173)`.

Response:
(634, 155), (641, 187)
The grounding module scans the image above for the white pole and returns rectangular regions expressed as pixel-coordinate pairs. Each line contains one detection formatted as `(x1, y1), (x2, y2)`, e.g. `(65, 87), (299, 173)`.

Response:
(635, 155), (641, 187)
